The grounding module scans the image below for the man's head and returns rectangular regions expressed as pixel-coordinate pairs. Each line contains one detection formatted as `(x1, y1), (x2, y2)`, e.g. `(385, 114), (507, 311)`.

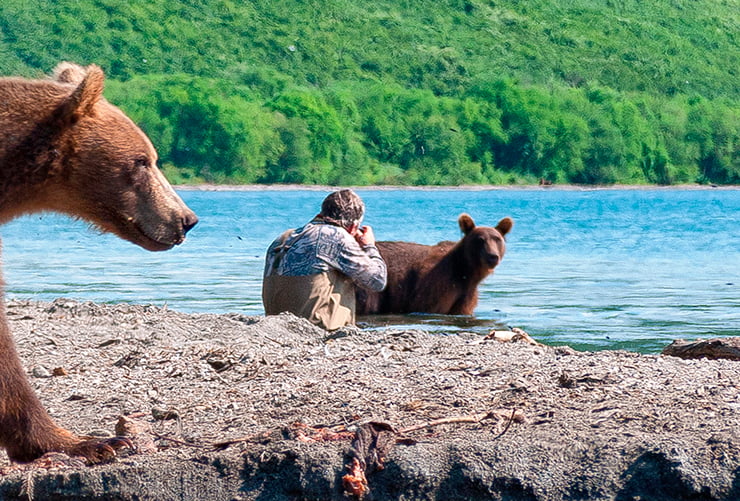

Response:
(319, 189), (365, 231)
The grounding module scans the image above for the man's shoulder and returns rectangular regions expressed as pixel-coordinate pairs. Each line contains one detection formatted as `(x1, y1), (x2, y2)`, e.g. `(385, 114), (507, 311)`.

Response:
(312, 222), (351, 240)
(314, 224), (359, 258)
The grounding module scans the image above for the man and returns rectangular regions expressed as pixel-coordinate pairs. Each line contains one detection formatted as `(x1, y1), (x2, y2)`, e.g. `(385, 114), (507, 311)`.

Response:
(262, 189), (387, 330)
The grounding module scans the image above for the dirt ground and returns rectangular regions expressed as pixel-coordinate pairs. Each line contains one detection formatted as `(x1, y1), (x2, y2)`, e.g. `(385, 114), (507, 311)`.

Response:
(0, 299), (739, 500)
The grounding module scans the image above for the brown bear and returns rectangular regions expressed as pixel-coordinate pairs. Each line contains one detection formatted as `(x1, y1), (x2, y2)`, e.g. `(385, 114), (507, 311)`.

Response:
(356, 214), (513, 315)
(0, 63), (198, 463)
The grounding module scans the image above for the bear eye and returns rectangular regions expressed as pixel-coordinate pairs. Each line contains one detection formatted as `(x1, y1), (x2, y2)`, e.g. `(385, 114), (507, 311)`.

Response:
(133, 156), (150, 169)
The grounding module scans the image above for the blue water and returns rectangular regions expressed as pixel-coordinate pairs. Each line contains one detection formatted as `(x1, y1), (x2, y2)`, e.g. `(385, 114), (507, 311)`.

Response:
(1, 188), (738, 353)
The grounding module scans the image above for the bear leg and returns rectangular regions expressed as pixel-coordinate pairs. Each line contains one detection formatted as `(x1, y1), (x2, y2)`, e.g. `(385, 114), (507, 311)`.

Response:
(0, 308), (131, 464)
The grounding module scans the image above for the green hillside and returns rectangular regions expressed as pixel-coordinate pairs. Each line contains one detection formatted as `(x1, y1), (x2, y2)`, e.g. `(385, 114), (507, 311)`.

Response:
(0, 0), (737, 185)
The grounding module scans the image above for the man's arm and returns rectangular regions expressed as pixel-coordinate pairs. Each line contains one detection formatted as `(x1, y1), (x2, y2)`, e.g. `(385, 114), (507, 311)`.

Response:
(335, 226), (387, 291)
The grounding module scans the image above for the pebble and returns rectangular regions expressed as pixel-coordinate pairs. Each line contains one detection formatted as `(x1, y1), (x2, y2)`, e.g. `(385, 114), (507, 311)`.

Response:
(32, 366), (52, 378)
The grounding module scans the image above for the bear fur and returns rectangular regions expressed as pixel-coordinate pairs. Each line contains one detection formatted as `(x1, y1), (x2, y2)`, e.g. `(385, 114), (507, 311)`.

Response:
(357, 214), (513, 315)
(0, 63), (198, 463)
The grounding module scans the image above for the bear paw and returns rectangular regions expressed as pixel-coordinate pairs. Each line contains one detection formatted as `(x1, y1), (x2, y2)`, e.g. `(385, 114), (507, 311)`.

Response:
(65, 436), (135, 464)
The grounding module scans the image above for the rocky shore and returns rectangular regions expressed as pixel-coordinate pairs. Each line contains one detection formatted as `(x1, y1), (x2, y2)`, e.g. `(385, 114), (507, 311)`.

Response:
(0, 299), (738, 500)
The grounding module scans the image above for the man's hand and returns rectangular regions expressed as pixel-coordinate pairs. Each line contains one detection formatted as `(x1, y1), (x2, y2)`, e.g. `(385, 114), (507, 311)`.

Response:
(354, 225), (376, 247)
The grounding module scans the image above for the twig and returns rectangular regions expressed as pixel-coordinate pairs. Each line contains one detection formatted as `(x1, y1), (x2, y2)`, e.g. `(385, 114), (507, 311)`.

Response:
(21, 470), (34, 501)
(263, 335), (293, 348)
(149, 431), (209, 449)
(398, 413), (492, 434)
(492, 408), (518, 440)
(211, 408), (523, 452)
(397, 410), (520, 434)
(212, 430), (274, 450)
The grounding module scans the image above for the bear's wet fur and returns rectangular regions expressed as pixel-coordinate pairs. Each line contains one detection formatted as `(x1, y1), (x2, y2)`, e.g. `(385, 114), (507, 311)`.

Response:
(0, 63), (197, 463)
(357, 214), (512, 315)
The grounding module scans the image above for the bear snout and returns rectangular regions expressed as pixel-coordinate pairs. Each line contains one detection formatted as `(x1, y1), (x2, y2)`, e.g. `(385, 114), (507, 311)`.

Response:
(484, 253), (500, 268)
(182, 212), (199, 235)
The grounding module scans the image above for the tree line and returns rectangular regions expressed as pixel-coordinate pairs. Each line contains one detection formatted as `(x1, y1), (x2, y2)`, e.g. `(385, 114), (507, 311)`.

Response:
(106, 73), (738, 185)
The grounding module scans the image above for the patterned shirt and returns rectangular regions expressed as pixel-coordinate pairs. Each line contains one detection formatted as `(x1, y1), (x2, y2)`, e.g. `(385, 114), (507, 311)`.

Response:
(264, 220), (387, 292)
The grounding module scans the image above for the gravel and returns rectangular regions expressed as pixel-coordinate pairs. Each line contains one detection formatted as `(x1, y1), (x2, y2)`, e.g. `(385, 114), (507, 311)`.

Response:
(0, 298), (738, 500)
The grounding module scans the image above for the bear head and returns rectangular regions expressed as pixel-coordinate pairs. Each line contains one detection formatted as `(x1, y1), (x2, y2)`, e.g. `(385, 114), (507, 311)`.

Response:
(43, 63), (198, 251)
(458, 213), (513, 272)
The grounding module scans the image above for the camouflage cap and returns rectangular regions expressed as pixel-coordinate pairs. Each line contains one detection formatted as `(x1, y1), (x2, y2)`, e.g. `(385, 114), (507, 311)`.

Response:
(319, 189), (365, 229)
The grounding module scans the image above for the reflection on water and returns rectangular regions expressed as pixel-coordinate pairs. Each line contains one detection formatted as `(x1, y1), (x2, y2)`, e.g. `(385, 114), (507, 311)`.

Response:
(358, 313), (511, 335)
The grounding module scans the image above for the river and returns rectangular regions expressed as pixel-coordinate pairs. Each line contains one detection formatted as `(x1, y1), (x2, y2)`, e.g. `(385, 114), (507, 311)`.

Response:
(2, 186), (737, 353)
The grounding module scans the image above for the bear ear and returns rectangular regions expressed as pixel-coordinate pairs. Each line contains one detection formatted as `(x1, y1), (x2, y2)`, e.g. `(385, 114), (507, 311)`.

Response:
(496, 217), (514, 237)
(458, 213), (476, 235)
(52, 62), (88, 84)
(58, 64), (105, 120)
